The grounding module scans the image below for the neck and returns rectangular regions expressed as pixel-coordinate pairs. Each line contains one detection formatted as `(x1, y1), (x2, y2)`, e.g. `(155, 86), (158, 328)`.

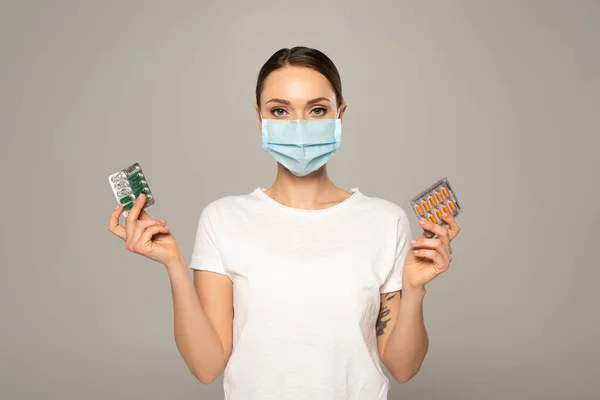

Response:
(265, 164), (342, 209)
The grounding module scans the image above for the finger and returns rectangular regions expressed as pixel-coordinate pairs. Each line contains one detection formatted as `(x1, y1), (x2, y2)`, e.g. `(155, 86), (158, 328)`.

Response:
(410, 238), (444, 251)
(410, 238), (440, 249)
(420, 218), (451, 250)
(136, 225), (171, 252)
(131, 219), (167, 245)
(137, 209), (166, 226)
(410, 238), (451, 260)
(412, 248), (449, 270)
(126, 193), (147, 223)
(418, 218), (448, 240)
(124, 193), (147, 240)
(108, 204), (126, 240)
(440, 212), (461, 241)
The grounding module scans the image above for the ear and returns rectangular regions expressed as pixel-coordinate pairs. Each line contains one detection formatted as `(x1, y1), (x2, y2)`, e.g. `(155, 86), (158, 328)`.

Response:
(254, 103), (262, 133)
(338, 102), (348, 121)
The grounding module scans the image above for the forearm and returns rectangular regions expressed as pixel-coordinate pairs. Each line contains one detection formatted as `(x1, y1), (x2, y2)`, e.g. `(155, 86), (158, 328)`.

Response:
(165, 261), (226, 383)
(383, 289), (429, 382)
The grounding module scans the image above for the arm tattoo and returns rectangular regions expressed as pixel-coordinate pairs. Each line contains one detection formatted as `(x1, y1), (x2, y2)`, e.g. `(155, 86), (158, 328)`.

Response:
(376, 290), (401, 336)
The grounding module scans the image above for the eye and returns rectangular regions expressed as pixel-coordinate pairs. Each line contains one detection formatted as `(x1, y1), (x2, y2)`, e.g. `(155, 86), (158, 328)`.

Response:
(310, 107), (328, 116)
(270, 107), (288, 117)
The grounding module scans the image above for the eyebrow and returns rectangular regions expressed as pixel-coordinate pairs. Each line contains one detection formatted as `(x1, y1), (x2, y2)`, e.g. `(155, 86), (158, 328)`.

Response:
(265, 97), (332, 106)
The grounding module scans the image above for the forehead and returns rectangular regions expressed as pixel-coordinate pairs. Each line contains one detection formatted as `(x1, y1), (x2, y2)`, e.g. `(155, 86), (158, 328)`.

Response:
(261, 66), (336, 102)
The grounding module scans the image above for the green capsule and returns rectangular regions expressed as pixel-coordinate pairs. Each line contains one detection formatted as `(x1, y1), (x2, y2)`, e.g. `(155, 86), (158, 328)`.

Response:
(131, 179), (146, 189)
(134, 187), (149, 196)
(128, 172), (143, 182)
(123, 202), (134, 210)
(119, 194), (134, 204)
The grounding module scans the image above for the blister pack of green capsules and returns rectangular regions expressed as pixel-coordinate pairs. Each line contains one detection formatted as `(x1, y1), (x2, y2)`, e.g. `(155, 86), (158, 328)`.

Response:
(108, 162), (155, 216)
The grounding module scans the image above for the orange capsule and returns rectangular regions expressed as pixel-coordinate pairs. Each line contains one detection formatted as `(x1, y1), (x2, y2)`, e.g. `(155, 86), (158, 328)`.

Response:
(428, 195), (437, 207)
(415, 204), (425, 216)
(429, 214), (438, 224)
(435, 192), (443, 203)
(422, 201), (431, 212)
(436, 209), (443, 220)
(443, 205), (450, 215)
(442, 186), (450, 198)
(448, 201), (457, 212)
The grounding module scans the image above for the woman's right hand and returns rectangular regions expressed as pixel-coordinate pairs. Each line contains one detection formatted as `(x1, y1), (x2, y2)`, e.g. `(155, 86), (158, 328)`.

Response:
(108, 193), (185, 267)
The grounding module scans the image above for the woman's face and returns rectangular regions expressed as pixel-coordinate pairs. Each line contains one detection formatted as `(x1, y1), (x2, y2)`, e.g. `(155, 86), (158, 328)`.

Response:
(255, 66), (346, 130)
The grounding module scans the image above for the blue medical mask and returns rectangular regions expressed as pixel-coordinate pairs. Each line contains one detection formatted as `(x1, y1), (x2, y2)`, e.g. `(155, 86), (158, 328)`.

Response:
(260, 112), (342, 177)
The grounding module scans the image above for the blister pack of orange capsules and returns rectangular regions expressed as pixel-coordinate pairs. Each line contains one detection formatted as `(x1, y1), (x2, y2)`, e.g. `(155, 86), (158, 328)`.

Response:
(410, 177), (462, 237)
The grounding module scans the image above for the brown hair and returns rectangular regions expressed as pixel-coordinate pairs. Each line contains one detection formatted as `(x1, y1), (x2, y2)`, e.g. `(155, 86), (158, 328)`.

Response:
(255, 46), (344, 109)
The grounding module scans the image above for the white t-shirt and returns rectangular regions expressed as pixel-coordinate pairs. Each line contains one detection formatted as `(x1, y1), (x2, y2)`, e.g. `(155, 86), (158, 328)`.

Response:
(189, 187), (413, 400)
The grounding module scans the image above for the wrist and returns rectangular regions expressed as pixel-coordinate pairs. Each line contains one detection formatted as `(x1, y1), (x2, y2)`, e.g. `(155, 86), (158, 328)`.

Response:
(402, 285), (427, 301)
(164, 256), (187, 272)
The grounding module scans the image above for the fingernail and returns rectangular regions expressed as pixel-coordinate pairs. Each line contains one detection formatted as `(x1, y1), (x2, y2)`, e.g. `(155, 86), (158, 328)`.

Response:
(442, 212), (449, 217)
(419, 219), (426, 225)
(115, 204), (122, 209)
(160, 220), (166, 224)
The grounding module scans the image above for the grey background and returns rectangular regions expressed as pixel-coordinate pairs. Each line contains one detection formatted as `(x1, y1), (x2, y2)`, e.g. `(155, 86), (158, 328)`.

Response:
(1, 1), (598, 399)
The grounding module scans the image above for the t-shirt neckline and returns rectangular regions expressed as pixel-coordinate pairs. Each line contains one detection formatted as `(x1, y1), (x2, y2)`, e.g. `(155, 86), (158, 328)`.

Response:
(253, 186), (362, 215)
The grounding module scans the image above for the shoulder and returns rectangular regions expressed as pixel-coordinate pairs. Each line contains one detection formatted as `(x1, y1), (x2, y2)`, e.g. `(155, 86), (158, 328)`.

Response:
(355, 191), (413, 239)
(357, 191), (410, 222)
(198, 188), (262, 221)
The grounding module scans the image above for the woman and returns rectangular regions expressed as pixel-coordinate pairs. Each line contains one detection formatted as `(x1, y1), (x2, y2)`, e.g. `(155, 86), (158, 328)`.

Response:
(108, 46), (461, 399)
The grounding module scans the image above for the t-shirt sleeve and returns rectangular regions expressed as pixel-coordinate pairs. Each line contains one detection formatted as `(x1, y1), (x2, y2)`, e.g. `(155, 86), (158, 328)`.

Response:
(188, 203), (228, 276)
(380, 209), (413, 293)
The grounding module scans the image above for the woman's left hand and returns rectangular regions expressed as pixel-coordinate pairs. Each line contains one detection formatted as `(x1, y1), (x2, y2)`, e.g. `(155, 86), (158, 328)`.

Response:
(403, 213), (461, 291)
